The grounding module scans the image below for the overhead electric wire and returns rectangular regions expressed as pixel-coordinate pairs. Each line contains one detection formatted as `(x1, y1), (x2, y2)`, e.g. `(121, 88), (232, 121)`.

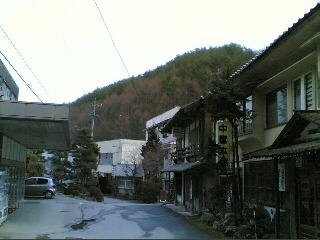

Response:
(0, 25), (53, 101)
(93, 0), (130, 77)
(92, 0), (139, 95)
(0, 50), (43, 103)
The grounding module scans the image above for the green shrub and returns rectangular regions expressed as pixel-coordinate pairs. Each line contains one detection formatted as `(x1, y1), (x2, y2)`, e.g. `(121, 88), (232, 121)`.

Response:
(135, 180), (160, 203)
(64, 183), (88, 196)
(110, 180), (118, 197)
(85, 178), (99, 187)
(56, 182), (66, 192)
(207, 179), (229, 214)
(87, 186), (104, 202)
(27, 161), (45, 177)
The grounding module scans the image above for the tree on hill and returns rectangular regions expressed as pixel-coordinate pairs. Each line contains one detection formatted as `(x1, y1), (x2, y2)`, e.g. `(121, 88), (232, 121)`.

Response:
(69, 43), (257, 142)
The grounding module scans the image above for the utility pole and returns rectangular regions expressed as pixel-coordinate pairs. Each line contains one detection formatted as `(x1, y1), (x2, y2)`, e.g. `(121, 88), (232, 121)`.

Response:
(90, 98), (102, 138)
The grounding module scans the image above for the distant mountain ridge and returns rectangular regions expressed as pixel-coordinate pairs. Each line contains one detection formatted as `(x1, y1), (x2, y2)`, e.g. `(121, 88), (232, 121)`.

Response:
(69, 43), (257, 142)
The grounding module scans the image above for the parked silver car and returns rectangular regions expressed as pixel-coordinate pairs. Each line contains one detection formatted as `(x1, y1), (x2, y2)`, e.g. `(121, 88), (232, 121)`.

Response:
(25, 177), (56, 199)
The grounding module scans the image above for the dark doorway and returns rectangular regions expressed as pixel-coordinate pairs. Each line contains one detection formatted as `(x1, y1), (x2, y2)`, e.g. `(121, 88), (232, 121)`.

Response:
(99, 176), (112, 194)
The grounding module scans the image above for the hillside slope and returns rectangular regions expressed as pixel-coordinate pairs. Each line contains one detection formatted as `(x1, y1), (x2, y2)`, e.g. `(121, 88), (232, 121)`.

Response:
(69, 43), (257, 141)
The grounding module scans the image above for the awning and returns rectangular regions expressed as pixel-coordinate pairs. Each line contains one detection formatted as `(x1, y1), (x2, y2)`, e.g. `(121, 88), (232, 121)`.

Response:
(244, 111), (320, 160)
(244, 139), (320, 160)
(0, 101), (71, 150)
(161, 161), (206, 173)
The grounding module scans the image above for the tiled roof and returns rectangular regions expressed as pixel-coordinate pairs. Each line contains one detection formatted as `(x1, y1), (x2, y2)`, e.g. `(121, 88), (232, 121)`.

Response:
(244, 139), (320, 160)
(161, 97), (205, 133)
(230, 3), (320, 78)
(161, 161), (205, 172)
(296, 110), (320, 126)
(244, 111), (320, 159)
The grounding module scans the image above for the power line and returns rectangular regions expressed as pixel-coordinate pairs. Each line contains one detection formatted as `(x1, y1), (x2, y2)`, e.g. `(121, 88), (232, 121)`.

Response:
(0, 50), (43, 103)
(93, 0), (130, 78)
(0, 25), (53, 101)
(92, 0), (139, 95)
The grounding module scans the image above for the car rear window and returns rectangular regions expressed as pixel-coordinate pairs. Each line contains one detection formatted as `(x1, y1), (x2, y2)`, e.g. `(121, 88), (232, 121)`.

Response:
(25, 178), (37, 185)
(37, 178), (48, 184)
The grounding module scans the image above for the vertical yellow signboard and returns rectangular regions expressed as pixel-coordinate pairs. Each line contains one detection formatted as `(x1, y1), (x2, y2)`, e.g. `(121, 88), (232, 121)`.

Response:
(217, 122), (228, 157)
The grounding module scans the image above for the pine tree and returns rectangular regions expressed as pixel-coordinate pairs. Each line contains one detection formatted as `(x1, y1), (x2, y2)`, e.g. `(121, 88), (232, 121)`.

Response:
(141, 127), (163, 181)
(204, 75), (248, 225)
(71, 128), (100, 186)
(49, 150), (72, 188)
(26, 151), (46, 177)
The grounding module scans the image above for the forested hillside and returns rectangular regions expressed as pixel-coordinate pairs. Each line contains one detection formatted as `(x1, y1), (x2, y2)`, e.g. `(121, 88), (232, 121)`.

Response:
(69, 43), (257, 141)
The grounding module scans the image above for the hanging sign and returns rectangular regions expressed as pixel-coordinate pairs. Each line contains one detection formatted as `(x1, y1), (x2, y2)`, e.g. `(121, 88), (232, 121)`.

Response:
(278, 162), (286, 191)
(217, 122), (228, 156)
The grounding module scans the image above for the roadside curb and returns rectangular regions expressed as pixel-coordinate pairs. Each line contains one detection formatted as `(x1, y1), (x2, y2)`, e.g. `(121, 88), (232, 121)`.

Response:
(161, 203), (229, 239)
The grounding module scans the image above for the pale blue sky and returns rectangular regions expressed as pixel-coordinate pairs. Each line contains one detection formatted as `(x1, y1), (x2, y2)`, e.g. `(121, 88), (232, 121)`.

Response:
(0, 0), (318, 104)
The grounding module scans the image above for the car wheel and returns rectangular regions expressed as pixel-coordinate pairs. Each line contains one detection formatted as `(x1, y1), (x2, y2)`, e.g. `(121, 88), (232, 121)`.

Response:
(45, 191), (53, 199)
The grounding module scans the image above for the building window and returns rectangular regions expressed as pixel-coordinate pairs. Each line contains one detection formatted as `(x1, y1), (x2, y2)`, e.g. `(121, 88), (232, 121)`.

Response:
(189, 127), (199, 146)
(244, 161), (274, 204)
(305, 73), (313, 110)
(237, 95), (253, 134)
(266, 86), (287, 128)
(118, 178), (134, 189)
(99, 153), (113, 165)
(294, 79), (302, 110)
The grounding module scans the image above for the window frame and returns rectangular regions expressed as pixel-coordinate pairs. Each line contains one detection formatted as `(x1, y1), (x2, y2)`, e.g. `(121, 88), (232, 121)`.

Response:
(266, 85), (288, 128)
(99, 152), (113, 165)
(244, 161), (274, 205)
(305, 73), (313, 110)
(118, 177), (134, 189)
(293, 79), (302, 110)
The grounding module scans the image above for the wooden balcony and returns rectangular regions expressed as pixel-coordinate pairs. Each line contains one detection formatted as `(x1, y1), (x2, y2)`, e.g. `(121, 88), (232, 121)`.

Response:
(171, 144), (201, 163)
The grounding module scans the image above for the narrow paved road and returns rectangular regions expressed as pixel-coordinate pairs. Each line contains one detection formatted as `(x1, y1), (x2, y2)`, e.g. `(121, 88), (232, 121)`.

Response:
(0, 195), (212, 239)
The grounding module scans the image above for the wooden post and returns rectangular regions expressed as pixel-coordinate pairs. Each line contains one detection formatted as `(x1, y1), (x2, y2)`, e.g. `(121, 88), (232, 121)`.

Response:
(168, 171), (171, 201)
(231, 121), (238, 225)
(182, 172), (186, 207)
(191, 177), (195, 213)
(174, 172), (178, 205)
(294, 165), (300, 238)
(234, 120), (243, 223)
(273, 158), (281, 238)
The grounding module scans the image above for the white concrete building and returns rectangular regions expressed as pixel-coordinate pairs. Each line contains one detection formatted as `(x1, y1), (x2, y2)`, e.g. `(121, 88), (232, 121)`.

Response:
(96, 139), (145, 193)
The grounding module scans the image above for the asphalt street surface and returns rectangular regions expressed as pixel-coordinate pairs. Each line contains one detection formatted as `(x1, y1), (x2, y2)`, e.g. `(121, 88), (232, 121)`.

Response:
(0, 194), (212, 239)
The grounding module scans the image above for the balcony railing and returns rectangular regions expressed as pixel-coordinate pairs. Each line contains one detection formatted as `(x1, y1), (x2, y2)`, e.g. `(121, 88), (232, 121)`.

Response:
(171, 144), (201, 163)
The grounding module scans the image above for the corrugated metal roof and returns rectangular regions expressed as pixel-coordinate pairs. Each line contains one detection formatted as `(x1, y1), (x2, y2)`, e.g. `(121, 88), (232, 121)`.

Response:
(0, 101), (70, 150)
